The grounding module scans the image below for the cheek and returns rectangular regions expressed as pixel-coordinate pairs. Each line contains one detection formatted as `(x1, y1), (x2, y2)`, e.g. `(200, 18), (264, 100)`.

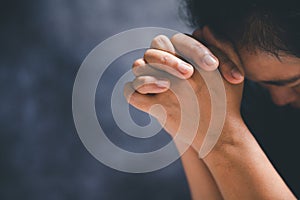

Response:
(262, 85), (299, 106)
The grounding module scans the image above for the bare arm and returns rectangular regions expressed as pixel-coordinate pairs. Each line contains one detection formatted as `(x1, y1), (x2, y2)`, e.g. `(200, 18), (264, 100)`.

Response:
(125, 31), (297, 199)
(164, 29), (296, 198)
(203, 117), (296, 200)
(126, 34), (224, 199)
(175, 140), (223, 200)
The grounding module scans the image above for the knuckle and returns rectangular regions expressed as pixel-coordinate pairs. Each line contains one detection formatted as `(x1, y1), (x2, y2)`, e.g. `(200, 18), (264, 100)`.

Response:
(136, 86), (147, 94)
(160, 55), (169, 66)
(132, 59), (142, 68)
(144, 49), (157, 62)
(160, 54), (177, 68)
(190, 43), (205, 56)
(151, 39), (160, 49)
(136, 76), (147, 86)
(172, 60), (181, 71)
(132, 66), (140, 76)
(170, 33), (183, 42)
(151, 35), (168, 48)
(144, 49), (152, 59)
(128, 93), (136, 104)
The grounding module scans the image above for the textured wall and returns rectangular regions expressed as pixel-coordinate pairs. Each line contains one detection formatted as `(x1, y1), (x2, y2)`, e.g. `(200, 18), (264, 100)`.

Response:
(0, 0), (193, 199)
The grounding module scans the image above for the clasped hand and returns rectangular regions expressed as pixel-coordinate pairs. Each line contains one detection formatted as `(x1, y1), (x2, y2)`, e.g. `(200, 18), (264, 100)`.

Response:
(124, 27), (244, 155)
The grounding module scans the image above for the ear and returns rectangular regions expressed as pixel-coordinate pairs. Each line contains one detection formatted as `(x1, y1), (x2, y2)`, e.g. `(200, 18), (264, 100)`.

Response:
(202, 26), (245, 84)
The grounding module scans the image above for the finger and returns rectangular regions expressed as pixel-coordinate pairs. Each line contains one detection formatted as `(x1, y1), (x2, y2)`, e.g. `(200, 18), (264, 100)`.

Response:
(124, 82), (155, 113)
(209, 46), (244, 84)
(132, 59), (174, 83)
(144, 49), (194, 79)
(132, 58), (149, 76)
(150, 35), (176, 54)
(192, 27), (244, 83)
(132, 58), (146, 69)
(171, 33), (219, 71)
(202, 26), (244, 84)
(132, 58), (160, 77)
(132, 76), (170, 94)
(132, 63), (172, 79)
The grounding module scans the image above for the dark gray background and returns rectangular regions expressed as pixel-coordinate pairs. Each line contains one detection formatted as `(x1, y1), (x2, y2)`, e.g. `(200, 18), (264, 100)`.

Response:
(0, 0), (194, 199)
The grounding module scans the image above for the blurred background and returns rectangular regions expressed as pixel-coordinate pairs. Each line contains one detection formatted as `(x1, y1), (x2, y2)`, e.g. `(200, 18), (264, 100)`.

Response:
(0, 0), (193, 199)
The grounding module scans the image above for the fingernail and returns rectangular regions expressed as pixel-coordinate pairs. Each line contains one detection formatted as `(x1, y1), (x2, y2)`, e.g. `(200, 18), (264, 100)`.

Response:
(156, 80), (170, 88)
(231, 68), (243, 80)
(178, 63), (192, 74)
(203, 55), (218, 69)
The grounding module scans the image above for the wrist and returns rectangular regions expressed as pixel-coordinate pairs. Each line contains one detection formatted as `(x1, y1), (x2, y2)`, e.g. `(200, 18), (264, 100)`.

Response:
(191, 111), (246, 159)
(202, 114), (251, 161)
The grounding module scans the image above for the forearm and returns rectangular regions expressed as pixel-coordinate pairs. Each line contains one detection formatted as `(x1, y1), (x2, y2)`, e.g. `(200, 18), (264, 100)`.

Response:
(203, 117), (296, 200)
(175, 141), (223, 200)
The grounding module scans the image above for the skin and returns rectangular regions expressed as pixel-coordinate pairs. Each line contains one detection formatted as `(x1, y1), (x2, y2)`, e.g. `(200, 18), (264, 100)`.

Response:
(202, 26), (300, 108)
(239, 49), (300, 107)
(123, 27), (298, 199)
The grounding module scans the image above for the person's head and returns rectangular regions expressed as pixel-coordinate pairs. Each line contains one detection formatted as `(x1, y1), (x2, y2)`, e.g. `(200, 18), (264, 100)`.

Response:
(181, 0), (300, 108)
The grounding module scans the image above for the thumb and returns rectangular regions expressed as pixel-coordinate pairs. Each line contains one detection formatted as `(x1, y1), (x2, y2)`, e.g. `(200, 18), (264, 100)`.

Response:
(202, 26), (244, 84)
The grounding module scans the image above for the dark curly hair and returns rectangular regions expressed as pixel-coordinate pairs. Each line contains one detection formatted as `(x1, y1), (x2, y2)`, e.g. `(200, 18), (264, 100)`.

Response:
(180, 0), (300, 57)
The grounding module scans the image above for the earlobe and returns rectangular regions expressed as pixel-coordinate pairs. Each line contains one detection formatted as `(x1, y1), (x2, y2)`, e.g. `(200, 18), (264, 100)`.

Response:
(219, 55), (244, 85)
